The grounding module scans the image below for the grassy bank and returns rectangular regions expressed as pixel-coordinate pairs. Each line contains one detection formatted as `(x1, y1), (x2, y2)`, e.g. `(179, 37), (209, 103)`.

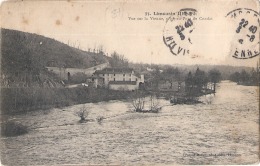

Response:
(1, 87), (132, 115)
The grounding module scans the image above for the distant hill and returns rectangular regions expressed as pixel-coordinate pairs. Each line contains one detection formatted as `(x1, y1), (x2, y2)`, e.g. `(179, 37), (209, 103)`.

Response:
(1, 28), (109, 87)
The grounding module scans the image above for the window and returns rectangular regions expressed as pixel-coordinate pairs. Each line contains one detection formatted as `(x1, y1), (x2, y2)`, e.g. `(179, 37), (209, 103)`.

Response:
(136, 78), (138, 81)
(114, 74), (115, 76)
(129, 78), (131, 81)
(123, 78), (125, 81)
(123, 74), (125, 76)
(103, 74), (104, 76)
(130, 74), (131, 77)
(114, 78), (115, 81)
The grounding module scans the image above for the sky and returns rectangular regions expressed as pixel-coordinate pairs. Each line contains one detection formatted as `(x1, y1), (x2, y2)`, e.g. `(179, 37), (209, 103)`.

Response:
(1, 0), (260, 67)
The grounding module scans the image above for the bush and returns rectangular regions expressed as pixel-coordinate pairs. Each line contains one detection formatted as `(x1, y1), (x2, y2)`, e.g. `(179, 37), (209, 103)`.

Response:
(96, 116), (104, 124)
(1, 121), (28, 137)
(76, 106), (89, 123)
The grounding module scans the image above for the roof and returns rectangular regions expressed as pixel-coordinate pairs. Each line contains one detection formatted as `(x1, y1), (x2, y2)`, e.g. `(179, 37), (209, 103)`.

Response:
(94, 68), (134, 74)
(109, 81), (137, 85)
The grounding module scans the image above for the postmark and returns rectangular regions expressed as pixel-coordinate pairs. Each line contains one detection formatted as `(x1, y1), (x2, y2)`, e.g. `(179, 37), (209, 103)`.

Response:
(226, 8), (260, 59)
(163, 8), (197, 56)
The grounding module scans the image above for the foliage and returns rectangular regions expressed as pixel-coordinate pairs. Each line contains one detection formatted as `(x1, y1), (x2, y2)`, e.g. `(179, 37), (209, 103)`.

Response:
(185, 71), (193, 88)
(131, 90), (146, 111)
(149, 67), (163, 88)
(229, 69), (258, 85)
(208, 69), (221, 92)
(1, 87), (133, 115)
(229, 72), (241, 83)
(208, 69), (221, 83)
(163, 67), (182, 81)
(185, 68), (221, 98)
(149, 94), (160, 111)
(2, 29), (108, 70)
(130, 91), (160, 112)
(146, 66), (186, 89)
(129, 62), (253, 80)
(194, 68), (208, 90)
(185, 71), (197, 99)
(76, 106), (89, 122)
(240, 69), (250, 82)
(108, 51), (129, 68)
(1, 28), (108, 88)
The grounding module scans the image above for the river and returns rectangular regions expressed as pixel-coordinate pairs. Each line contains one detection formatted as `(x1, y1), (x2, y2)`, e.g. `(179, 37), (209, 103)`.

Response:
(1, 81), (259, 165)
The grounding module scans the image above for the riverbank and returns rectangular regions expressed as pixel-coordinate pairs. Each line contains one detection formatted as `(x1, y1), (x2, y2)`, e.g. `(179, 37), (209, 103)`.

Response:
(1, 85), (218, 115)
(1, 87), (134, 115)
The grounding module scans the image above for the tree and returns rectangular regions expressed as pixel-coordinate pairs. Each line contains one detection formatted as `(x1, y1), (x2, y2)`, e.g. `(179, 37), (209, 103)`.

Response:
(185, 71), (193, 89)
(185, 71), (194, 98)
(162, 67), (182, 88)
(109, 52), (129, 68)
(250, 68), (258, 85)
(194, 67), (208, 92)
(229, 72), (240, 83)
(229, 69), (258, 86)
(185, 68), (217, 98)
(240, 69), (250, 83)
(208, 69), (221, 92)
(150, 66), (163, 89)
(131, 90), (145, 112)
(76, 106), (89, 123)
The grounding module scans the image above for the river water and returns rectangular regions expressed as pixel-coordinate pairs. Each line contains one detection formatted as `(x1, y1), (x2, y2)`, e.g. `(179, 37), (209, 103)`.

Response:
(1, 81), (259, 165)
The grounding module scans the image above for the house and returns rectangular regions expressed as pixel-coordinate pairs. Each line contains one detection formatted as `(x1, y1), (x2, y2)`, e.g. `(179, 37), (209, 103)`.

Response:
(91, 68), (144, 91)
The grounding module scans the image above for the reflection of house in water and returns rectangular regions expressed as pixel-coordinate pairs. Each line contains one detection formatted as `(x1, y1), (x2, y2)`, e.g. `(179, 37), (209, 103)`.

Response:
(91, 68), (144, 91)
(46, 62), (109, 80)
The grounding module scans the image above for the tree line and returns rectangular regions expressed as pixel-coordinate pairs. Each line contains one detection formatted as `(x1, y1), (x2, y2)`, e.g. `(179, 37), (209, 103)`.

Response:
(229, 69), (258, 86)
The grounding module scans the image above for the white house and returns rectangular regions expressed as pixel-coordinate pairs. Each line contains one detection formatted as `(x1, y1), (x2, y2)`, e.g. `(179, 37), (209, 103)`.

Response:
(91, 68), (144, 91)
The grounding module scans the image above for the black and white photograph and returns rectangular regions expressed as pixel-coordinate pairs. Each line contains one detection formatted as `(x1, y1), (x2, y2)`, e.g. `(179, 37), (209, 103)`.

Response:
(0, 0), (259, 165)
